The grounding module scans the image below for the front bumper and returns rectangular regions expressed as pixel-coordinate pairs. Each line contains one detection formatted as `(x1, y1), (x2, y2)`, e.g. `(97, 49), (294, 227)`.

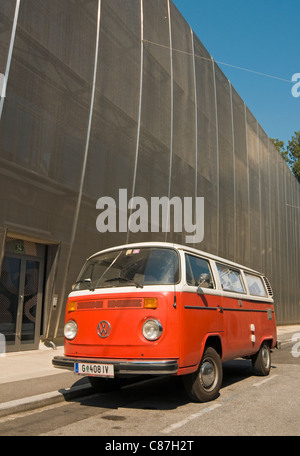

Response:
(52, 355), (178, 376)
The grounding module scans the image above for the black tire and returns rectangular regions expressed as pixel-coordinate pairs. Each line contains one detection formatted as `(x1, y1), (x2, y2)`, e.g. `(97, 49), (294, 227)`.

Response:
(252, 342), (271, 376)
(88, 376), (125, 392)
(183, 347), (223, 403)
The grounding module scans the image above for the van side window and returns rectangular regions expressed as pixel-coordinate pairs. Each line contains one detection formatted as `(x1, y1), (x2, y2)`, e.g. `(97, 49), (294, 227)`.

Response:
(185, 254), (214, 288)
(217, 263), (245, 293)
(244, 273), (267, 297)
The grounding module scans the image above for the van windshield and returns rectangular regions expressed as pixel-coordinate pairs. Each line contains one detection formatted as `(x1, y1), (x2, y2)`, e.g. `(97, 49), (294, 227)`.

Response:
(73, 247), (179, 290)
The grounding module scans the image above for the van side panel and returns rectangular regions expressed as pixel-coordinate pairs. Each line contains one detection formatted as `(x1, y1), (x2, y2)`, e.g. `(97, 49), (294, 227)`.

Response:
(221, 296), (276, 360)
(178, 291), (276, 367)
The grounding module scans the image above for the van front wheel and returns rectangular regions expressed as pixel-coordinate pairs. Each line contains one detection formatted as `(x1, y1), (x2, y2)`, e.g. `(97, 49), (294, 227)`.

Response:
(183, 347), (223, 403)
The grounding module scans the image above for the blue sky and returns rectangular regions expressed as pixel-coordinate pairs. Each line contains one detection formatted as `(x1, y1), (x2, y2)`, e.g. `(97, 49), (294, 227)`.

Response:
(172, 0), (299, 146)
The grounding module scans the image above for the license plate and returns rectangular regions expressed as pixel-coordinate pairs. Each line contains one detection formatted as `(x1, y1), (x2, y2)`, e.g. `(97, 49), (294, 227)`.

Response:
(74, 362), (114, 378)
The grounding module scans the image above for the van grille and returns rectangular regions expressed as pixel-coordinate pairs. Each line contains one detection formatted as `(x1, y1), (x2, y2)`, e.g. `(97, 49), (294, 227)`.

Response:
(75, 298), (143, 310)
(107, 299), (143, 308)
(77, 301), (103, 310)
(262, 277), (273, 297)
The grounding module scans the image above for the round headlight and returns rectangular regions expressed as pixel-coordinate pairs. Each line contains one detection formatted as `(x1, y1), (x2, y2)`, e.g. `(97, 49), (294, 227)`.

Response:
(142, 319), (163, 341)
(64, 320), (78, 340)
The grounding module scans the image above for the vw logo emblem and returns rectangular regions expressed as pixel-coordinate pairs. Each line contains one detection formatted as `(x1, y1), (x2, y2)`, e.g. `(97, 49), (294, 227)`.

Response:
(97, 320), (111, 338)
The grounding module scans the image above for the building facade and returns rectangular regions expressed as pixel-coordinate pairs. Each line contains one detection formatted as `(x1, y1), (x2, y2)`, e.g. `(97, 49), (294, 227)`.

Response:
(0, 0), (299, 351)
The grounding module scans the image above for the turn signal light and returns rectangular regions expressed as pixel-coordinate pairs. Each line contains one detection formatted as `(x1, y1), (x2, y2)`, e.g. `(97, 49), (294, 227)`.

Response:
(143, 298), (158, 309)
(67, 302), (77, 312)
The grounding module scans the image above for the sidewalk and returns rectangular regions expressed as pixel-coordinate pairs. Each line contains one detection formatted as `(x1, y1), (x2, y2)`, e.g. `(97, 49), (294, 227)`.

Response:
(0, 325), (299, 418)
(0, 344), (92, 418)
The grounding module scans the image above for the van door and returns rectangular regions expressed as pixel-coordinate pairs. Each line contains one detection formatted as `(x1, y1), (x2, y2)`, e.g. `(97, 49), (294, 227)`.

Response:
(216, 263), (252, 358)
(180, 253), (224, 367)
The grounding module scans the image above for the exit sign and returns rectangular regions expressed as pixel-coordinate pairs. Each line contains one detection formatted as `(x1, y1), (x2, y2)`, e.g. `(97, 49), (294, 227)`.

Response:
(14, 242), (24, 253)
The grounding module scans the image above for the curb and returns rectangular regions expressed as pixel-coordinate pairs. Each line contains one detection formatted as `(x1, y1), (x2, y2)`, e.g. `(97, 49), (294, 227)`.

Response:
(0, 383), (93, 418)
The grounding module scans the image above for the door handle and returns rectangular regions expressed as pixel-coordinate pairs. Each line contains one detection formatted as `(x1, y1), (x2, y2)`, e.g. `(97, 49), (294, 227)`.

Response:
(19, 294), (24, 309)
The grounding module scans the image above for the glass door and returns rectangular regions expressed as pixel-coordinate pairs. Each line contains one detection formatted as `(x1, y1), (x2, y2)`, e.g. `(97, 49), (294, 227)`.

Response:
(0, 255), (44, 352)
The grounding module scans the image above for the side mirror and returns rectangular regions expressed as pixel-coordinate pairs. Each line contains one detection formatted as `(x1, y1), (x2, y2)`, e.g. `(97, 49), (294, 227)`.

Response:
(197, 285), (204, 295)
(197, 273), (213, 288)
(72, 278), (92, 291)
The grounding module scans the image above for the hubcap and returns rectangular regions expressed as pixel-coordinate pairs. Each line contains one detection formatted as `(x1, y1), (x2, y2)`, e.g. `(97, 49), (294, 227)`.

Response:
(262, 347), (270, 368)
(200, 359), (217, 390)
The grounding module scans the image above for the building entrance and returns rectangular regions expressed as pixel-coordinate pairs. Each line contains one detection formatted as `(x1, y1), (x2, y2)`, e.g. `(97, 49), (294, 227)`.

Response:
(0, 238), (45, 352)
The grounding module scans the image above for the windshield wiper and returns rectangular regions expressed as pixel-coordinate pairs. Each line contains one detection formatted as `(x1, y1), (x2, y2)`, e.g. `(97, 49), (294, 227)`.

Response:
(104, 277), (143, 288)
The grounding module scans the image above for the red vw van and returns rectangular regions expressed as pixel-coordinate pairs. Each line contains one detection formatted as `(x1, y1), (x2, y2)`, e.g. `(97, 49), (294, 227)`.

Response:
(53, 242), (278, 402)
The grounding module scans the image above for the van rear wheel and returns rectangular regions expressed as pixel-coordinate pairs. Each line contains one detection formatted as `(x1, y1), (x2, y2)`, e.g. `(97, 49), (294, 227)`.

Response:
(183, 347), (223, 403)
(252, 342), (271, 376)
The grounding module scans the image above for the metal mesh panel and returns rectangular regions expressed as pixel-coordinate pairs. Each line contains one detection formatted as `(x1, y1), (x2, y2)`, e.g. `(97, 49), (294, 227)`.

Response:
(268, 142), (281, 307)
(258, 126), (272, 275)
(193, 34), (218, 255)
(231, 87), (249, 265)
(78, 0), (141, 254)
(246, 108), (261, 272)
(170, 2), (196, 169)
(285, 167), (293, 316)
(131, 0), (171, 243)
(168, 1), (196, 245)
(293, 178), (300, 322)
(0, 0), (96, 187)
(277, 156), (289, 321)
(215, 64), (235, 261)
(84, 0), (140, 203)
(142, 0), (171, 148)
(0, 0), (16, 74)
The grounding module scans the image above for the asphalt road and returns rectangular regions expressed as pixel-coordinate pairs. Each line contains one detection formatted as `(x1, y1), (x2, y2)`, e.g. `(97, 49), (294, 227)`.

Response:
(0, 336), (299, 437)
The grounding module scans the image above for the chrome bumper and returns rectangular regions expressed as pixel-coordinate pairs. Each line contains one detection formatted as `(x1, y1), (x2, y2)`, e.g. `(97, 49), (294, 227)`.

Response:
(52, 356), (178, 376)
